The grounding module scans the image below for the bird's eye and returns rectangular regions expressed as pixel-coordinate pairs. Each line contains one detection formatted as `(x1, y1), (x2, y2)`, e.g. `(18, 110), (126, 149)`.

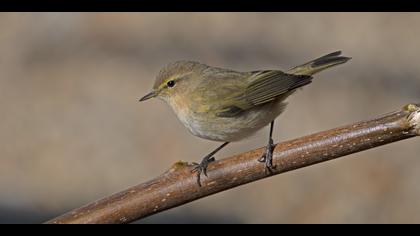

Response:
(167, 80), (176, 88)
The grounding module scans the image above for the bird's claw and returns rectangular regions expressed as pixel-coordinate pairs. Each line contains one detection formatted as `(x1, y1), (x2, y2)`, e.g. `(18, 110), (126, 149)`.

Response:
(191, 156), (215, 187)
(258, 138), (276, 172)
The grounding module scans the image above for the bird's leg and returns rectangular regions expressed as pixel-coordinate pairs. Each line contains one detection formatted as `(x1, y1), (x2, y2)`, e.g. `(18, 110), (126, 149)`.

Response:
(191, 142), (229, 187)
(258, 120), (276, 172)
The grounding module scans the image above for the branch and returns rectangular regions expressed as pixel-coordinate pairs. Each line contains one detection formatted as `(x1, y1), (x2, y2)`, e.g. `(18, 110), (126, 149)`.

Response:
(46, 103), (420, 224)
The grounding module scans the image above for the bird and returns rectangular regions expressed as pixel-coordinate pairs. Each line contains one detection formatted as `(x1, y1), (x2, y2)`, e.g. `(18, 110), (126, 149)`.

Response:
(139, 51), (351, 186)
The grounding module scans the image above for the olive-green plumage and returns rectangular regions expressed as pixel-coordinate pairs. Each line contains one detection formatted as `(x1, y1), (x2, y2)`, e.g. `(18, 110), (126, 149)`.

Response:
(140, 51), (350, 142)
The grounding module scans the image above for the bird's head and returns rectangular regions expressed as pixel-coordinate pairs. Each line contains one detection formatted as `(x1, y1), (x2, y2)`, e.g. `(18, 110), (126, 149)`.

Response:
(139, 61), (206, 103)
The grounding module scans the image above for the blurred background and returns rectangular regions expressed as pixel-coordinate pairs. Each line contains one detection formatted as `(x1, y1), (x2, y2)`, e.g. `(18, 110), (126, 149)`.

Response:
(0, 13), (420, 224)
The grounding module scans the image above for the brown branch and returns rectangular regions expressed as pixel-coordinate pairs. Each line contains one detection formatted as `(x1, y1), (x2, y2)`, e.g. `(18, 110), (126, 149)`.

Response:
(46, 103), (420, 224)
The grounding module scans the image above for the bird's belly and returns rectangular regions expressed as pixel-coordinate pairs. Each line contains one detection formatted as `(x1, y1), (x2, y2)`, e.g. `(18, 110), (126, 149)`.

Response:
(174, 102), (287, 142)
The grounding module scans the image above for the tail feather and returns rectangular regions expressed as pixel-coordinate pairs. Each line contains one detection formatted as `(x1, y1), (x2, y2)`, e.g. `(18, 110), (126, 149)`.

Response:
(287, 51), (351, 76)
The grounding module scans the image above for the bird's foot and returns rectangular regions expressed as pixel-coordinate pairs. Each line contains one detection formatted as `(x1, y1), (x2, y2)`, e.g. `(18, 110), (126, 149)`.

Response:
(258, 138), (276, 173)
(191, 155), (215, 187)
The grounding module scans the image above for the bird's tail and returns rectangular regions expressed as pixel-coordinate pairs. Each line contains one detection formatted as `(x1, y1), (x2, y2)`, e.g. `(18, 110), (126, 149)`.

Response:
(287, 51), (351, 76)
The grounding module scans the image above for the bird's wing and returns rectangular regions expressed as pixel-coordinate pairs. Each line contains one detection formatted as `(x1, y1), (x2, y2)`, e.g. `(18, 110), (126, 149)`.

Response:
(215, 70), (313, 117)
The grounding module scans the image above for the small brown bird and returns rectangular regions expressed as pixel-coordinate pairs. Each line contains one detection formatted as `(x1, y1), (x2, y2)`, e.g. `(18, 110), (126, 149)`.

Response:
(140, 51), (350, 186)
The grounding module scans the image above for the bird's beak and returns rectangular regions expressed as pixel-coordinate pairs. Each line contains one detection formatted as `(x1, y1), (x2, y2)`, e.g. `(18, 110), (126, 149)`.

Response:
(139, 90), (157, 102)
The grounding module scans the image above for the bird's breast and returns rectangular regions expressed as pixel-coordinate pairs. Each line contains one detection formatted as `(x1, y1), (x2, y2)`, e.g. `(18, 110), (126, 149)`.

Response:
(167, 95), (208, 137)
(167, 96), (286, 142)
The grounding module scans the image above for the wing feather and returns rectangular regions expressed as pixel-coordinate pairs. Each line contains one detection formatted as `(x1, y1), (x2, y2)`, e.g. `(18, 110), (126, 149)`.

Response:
(216, 70), (312, 117)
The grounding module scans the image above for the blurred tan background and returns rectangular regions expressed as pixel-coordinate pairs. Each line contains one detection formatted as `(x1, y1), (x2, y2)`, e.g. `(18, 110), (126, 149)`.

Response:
(0, 13), (419, 223)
